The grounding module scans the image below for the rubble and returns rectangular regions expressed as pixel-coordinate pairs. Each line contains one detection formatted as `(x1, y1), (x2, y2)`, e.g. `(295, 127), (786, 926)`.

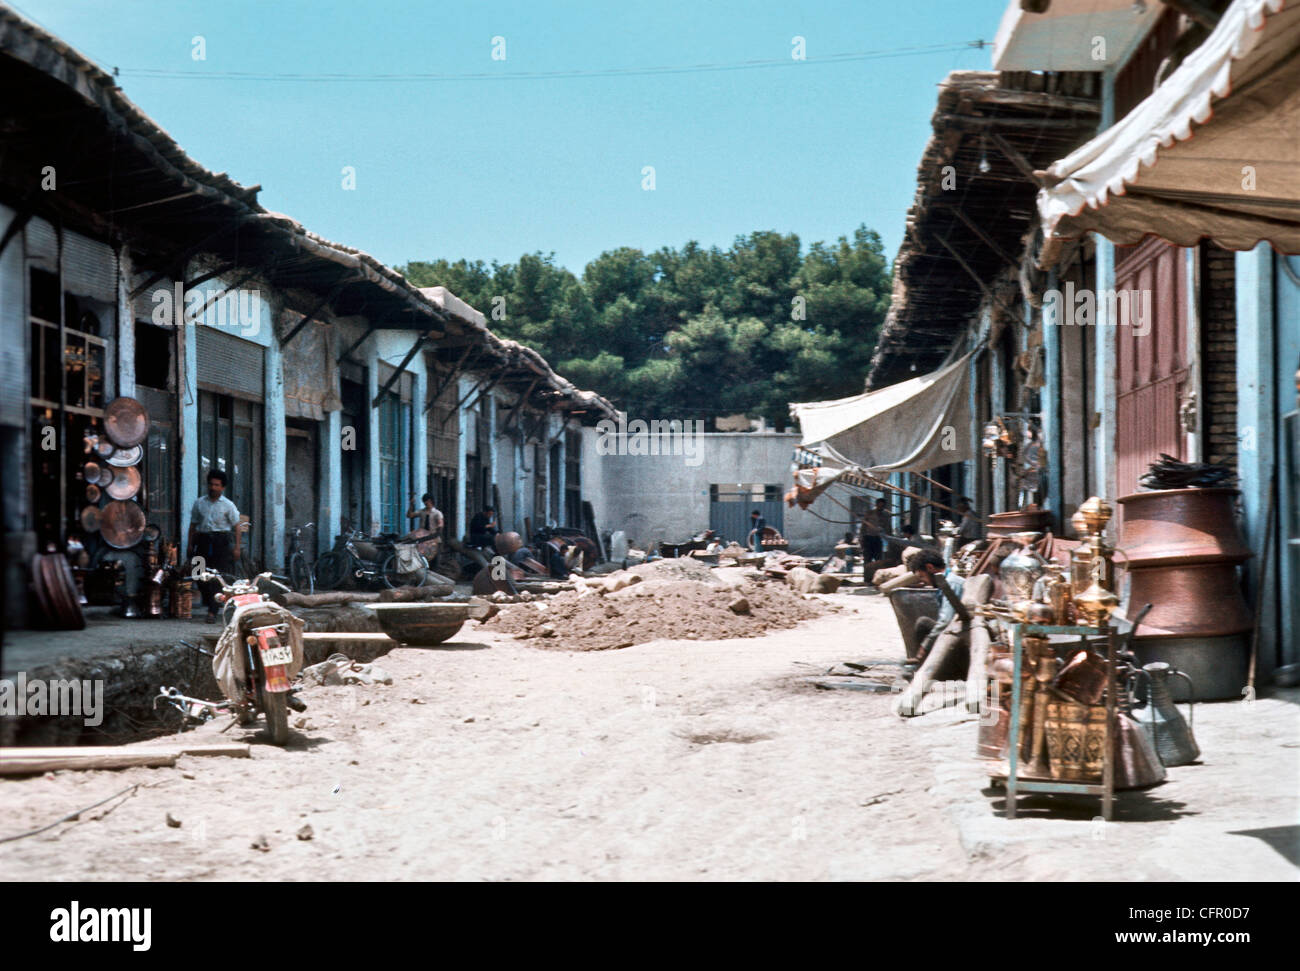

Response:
(481, 557), (827, 651)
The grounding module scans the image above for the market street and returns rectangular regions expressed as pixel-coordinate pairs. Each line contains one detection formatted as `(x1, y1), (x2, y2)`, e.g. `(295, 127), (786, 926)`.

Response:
(1, 594), (1295, 882)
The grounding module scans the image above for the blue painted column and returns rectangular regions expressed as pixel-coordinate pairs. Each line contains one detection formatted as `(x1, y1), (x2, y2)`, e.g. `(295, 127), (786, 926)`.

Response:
(1235, 244), (1277, 675)
(1094, 235), (1117, 502)
(457, 374), (471, 535)
(319, 408), (342, 555)
(365, 341), (381, 535)
(264, 321), (286, 571)
(1042, 268), (1064, 528)
(411, 366), (427, 502)
(178, 265), (199, 550)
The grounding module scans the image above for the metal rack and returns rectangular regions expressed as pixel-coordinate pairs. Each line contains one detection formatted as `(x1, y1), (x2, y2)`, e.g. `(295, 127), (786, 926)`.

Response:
(1004, 622), (1117, 820)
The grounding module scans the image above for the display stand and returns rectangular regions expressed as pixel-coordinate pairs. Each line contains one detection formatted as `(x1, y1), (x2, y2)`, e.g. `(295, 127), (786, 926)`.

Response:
(1003, 622), (1116, 820)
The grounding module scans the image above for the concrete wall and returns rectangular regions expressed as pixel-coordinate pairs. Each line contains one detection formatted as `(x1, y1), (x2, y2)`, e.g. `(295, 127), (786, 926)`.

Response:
(580, 429), (842, 554)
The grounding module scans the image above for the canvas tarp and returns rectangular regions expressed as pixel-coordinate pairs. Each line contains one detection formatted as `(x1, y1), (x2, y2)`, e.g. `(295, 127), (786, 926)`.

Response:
(790, 350), (975, 473)
(280, 312), (342, 421)
(1037, 0), (1300, 264)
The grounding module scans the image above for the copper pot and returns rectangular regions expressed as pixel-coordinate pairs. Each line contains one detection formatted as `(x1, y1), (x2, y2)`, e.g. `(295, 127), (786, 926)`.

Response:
(1117, 488), (1251, 566)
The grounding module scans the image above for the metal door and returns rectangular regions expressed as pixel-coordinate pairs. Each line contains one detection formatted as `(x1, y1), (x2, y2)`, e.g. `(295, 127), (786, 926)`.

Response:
(708, 484), (784, 545)
(1115, 239), (1191, 500)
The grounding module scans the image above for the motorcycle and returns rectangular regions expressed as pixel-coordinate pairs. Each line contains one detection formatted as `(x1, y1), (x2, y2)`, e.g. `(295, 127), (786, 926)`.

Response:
(198, 570), (306, 745)
(313, 530), (428, 590)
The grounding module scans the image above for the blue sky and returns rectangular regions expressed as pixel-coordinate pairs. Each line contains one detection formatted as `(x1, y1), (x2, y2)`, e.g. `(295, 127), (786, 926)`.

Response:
(15, 0), (1009, 276)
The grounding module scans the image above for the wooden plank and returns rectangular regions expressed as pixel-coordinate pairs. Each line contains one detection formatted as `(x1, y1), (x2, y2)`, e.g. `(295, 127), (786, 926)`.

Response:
(301, 631), (395, 643)
(0, 749), (176, 775)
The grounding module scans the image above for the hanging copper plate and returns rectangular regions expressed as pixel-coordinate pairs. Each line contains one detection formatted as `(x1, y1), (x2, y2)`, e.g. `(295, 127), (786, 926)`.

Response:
(85, 483), (101, 503)
(105, 465), (142, 500)
(106, 443), (143, 467)
(81, 460), (102, 483)
(97, 465), (115, 487)
(100, 499), (147, 549)
(30, 553), (85, 630)
(104, 396), (150, 448)
(143, 523), (162, 543)
(80, 504), (102, 532)
(96, 440), (116, 460)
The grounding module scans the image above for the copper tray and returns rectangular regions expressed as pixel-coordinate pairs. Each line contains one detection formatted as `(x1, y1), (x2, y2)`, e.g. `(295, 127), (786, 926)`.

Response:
(106, 443), (143, 467)
(85, 483), (101, 503)
(80, 504), (102, 532)
(100, 499), (147, 548)
(105, 465), (142, 500)
(81, 460), (102, 484)
(104, 396), (150, 448)
(30, 553), (85, 630)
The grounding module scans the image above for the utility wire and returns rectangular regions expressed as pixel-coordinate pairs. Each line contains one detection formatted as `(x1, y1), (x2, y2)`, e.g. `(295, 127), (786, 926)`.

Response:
(115, 41), (986, 83)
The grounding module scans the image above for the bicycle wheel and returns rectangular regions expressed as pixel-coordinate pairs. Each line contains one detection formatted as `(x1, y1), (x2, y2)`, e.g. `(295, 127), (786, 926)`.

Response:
(381, 552), (426, 589)
(313, 550), (352, 591)
(289, 551), (314, 594)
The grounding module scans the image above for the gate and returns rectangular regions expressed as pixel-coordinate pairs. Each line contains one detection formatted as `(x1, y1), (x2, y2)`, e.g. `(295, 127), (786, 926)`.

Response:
(709, 484), (784, 545)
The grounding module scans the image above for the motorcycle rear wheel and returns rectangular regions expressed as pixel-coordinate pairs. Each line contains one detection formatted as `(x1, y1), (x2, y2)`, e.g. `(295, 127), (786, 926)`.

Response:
(263, 691), (289, 745)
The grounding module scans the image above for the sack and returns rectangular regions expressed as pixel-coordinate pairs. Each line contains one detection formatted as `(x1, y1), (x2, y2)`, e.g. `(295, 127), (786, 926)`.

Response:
(212, 600), (305, 704)
(394, 542), (425, 575)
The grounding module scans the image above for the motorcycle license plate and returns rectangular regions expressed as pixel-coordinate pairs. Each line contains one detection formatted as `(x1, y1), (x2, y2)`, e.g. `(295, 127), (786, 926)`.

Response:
(260, 643), (293, 667)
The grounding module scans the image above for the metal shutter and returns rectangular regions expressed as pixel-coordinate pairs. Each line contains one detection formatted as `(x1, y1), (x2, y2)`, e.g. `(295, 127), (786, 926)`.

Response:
(132, 271), (176, 324)
(195, 326), (265, 399)
(63, 230), (117, 303)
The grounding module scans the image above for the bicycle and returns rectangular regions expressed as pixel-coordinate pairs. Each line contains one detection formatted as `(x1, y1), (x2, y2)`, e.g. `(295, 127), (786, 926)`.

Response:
(285, 522), (315, 594)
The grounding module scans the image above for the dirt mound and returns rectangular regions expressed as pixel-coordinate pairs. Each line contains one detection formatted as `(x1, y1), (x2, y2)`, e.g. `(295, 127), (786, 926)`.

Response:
(481, 561), (829, 651)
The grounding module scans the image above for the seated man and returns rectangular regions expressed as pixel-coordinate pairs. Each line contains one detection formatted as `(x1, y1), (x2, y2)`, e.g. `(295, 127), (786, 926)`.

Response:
(496, 531), (548, 575)
(543, 536), (571, 580)
(468, 506), (498, 550)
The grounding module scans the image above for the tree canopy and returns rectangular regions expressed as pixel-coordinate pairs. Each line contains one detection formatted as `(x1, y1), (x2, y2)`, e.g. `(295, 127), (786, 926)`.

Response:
(399, 225), (890, 429)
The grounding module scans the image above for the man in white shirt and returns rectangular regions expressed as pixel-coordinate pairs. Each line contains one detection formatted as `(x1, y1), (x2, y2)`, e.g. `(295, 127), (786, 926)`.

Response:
(188, 469), (241, 622)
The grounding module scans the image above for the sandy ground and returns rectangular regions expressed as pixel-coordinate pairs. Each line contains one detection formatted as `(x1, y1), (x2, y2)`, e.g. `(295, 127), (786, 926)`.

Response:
(1, 593), (1296, 881)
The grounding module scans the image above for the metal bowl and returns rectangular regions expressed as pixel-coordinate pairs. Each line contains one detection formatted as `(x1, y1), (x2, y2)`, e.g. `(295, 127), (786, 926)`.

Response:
(365, 602), (469, 646)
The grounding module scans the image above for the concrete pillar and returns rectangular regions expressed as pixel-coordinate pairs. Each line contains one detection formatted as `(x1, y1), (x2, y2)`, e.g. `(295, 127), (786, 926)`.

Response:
(116, 246), (135, 398)
(1235, 244), (1276, 675)
(1094, 234), (1117, 502)
(1042, 268), (1064, 528)
(411, 366), (427, 502)
(457, 374), (471, 534)
(263, 307), (286, 571)
(365, 342), (381, 535)
(992, 329), (1006, 513)
(179, 266), (199, 549)
(320, 408), (342, 555)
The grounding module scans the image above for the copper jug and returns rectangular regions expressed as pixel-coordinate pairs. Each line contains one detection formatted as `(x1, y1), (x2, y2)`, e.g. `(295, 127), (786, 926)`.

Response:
(1132, 662), (1200, 767)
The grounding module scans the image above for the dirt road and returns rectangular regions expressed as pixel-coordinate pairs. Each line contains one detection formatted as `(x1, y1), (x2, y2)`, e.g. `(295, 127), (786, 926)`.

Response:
(1, 594), (1296, 881)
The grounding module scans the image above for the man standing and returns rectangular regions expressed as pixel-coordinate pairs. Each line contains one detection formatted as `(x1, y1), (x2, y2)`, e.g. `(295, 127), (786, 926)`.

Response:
(406, 493), (445, 534)
(858, 497), (890, 578)
(748, 509), (766, 553)
(188, 469), (241, 623)
(955, 496), (983, 543)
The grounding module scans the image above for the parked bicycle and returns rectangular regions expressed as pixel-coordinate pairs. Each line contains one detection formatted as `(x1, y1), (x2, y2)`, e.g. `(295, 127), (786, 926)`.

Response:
(313, 530), (428, 590)
(285, 522), (315, 594)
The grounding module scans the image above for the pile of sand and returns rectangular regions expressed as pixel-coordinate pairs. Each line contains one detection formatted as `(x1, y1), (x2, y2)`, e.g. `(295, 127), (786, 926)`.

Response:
(481, 558), (829, 651)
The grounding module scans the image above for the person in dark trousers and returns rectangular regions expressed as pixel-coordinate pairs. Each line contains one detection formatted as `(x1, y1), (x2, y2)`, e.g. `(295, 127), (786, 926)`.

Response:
(748, 509), (766, 553)
(468, 506), (498, 549)
(187, 469), (241, 623)
(858, 497), (890, 577)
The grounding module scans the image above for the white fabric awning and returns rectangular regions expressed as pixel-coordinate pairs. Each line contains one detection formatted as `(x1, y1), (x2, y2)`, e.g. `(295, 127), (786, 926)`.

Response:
(790, 351), (974, 473)
(1037, 0), (1300, 262)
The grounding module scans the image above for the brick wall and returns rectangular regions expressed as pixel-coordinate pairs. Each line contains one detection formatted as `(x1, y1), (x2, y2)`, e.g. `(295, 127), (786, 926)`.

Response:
(1201, 243), (1237, 470)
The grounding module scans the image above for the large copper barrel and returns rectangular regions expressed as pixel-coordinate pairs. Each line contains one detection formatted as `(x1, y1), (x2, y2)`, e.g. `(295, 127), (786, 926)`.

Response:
(1115, 488), (1253, 700)
(1116, 488), (1251, 566)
